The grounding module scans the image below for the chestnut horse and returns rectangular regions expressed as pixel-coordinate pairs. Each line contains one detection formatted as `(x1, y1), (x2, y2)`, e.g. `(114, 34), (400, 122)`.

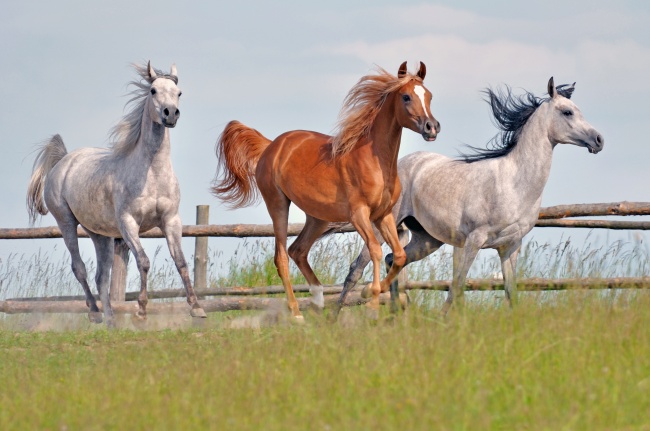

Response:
(212, 62), (440, 320)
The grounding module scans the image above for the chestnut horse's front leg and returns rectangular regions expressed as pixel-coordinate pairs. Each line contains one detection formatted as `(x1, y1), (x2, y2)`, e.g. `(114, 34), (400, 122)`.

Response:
(349, 207), (384, 317)
(375, 212), (407, 293)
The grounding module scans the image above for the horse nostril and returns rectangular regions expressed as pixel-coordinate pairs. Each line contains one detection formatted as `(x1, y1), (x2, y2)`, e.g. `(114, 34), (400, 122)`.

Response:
(596, 134), (603, 145)
(425, 121), (432, 132)
(163, 108), (169, 116)
(175, 109), (180, 116)
(435, 121), (441, 133)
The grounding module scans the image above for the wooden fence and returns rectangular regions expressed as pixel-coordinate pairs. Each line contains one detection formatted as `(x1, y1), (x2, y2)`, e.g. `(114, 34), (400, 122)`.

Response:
(1, 201), (650, 315)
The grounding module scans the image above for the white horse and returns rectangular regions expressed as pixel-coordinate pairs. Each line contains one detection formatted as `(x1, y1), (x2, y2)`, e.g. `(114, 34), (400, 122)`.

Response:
(27, 62), (207, 327)
(336, 77), (604, 314)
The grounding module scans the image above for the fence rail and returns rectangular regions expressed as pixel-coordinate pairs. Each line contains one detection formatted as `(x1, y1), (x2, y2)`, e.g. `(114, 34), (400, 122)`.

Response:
(2, 277), (649, 315)
(2, 201), (650, 240)
(1, 201), (649, 315)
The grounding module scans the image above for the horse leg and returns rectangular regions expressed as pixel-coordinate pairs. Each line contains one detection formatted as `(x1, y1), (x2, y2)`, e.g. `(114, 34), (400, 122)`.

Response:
(86, 231), (116, 328)
(498, 242), (521, 308)
(333, 244), (372, 320)
(55, 216), (102, 323)
(288, 215), (329, 310)
(265, 192), (302, 320)
(118, 216), (150, 319)
(442, 240), (482, 316)
(387, 225), (409, 312)
(385, 227), (444, 310)
(349, 207), (384, 317)
(375, 212), (406, 293)
(161, 215), (207, 318)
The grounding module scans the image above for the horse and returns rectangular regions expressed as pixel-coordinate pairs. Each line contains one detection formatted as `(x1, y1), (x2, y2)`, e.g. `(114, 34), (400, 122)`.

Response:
(211, 62), (440, 320)
(336, 77), (604, 315)
(27, 62), (207, 327)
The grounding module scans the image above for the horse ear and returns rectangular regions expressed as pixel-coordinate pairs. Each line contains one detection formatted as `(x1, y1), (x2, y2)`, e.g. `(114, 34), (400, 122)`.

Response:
(416, 62), (426, 80)
(147, 61), (157, 80)
(398, 61), (408, 78)
(547, 76), (556, 98)
(170, 63), (177, 79)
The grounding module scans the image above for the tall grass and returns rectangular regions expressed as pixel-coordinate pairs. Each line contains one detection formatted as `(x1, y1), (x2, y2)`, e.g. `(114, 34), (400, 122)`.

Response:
(1, 233), (649, 301)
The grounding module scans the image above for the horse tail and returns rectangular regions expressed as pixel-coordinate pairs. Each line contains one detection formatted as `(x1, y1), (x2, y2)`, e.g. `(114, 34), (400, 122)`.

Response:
(211, 120), (272, 208)
(27, 134), (68, 225)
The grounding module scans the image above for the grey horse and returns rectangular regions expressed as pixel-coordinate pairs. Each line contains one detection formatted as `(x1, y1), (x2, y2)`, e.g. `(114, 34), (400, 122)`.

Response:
(27, 62), (207, 327)
(336, 77), (604, 314)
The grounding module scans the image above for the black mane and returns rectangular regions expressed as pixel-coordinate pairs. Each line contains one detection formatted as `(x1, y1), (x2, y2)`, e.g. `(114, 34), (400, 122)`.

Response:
(460, 83), (574, 163)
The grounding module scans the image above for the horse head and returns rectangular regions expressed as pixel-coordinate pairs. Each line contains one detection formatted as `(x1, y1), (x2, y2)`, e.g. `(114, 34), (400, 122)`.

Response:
(146, 61), (182, 128)
(546, 77), (603, 154)
(394, 61), (440, 142)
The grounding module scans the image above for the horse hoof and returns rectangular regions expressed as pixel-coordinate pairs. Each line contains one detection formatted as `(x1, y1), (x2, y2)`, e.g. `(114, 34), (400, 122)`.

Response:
(365, 303), (379, 320)
(309, 300), (325, 313)
(291, 315), (305, 324)
(134, 310), (147, 320)
(361, 283), (373, 299)
(88, 311), (103, 324)
(327, 305), (343, 323)
(190, 307), (207, 318)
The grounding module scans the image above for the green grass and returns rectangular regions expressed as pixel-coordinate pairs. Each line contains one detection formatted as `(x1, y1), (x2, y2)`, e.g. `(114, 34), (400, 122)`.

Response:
(1, 293), (650, 430)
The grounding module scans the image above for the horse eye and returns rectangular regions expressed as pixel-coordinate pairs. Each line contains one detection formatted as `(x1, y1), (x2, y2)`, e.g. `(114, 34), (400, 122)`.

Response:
(150, 88), (157, 95)
(402, 94), (411, 103)
(562, 110), (573, 117)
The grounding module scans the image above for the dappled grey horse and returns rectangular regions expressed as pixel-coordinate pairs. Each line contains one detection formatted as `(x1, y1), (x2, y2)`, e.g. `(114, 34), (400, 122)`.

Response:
(337, 77), (604, 314)
(27, 62), (207, 327)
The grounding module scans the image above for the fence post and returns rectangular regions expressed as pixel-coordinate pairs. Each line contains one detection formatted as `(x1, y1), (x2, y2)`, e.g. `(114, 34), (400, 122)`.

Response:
(193, 205), (210, 289)
(110, 239), (130, 302)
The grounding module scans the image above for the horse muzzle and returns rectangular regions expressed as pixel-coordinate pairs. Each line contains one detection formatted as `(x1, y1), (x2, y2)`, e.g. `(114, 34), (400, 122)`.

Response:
(162, 107), (180, 128)
(587, 133), (604, 154)
(421, 118), (440, 142)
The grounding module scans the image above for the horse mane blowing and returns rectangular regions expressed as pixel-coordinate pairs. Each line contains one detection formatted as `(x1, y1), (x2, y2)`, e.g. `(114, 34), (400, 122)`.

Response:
(331, 67), (424, 158)
(460, 83), (575, 163)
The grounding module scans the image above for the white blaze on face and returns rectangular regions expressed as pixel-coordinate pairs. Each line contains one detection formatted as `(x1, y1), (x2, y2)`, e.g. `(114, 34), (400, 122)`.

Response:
(413, 85), (429, 116)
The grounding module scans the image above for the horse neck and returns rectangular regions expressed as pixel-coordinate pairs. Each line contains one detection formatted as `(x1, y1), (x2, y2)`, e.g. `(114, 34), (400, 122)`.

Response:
(504, 106), (555, 194)
(367, 94), (403, 171)
(135, 101), (171, 170)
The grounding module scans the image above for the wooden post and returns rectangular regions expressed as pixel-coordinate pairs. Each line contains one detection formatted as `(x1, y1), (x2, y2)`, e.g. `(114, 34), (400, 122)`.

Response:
(110, 239), (130, 302)
(193, 205), (209, 290)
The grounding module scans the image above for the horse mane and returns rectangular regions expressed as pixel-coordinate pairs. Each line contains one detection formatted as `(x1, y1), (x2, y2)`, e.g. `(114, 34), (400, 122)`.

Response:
(460, 83), (575, 163)
(108, 63), (177, 157)
(331, 67), (422, 158)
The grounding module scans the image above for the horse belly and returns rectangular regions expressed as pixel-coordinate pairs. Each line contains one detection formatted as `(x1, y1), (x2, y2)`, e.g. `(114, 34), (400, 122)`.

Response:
(284, 182), (350, 222)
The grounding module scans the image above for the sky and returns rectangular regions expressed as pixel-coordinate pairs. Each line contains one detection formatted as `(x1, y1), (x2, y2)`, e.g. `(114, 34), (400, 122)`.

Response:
(1, 1), (649, 277)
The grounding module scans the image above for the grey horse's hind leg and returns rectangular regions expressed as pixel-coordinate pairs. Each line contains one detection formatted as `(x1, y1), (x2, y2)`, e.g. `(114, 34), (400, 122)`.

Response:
(161, 215), (207, 318)
(86, 230), (116, 328)
(385, 222), (444, 306)
(498, 242), (521, 307)
(386, 225), (410, 313)
(332, 244), (373, 321)
(56, 217), (102, 323)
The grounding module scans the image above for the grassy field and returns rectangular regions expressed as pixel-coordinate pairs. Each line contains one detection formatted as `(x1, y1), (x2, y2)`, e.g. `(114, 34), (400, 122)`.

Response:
(1, 293), (650, 430)
(1, 234), (650, 429)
